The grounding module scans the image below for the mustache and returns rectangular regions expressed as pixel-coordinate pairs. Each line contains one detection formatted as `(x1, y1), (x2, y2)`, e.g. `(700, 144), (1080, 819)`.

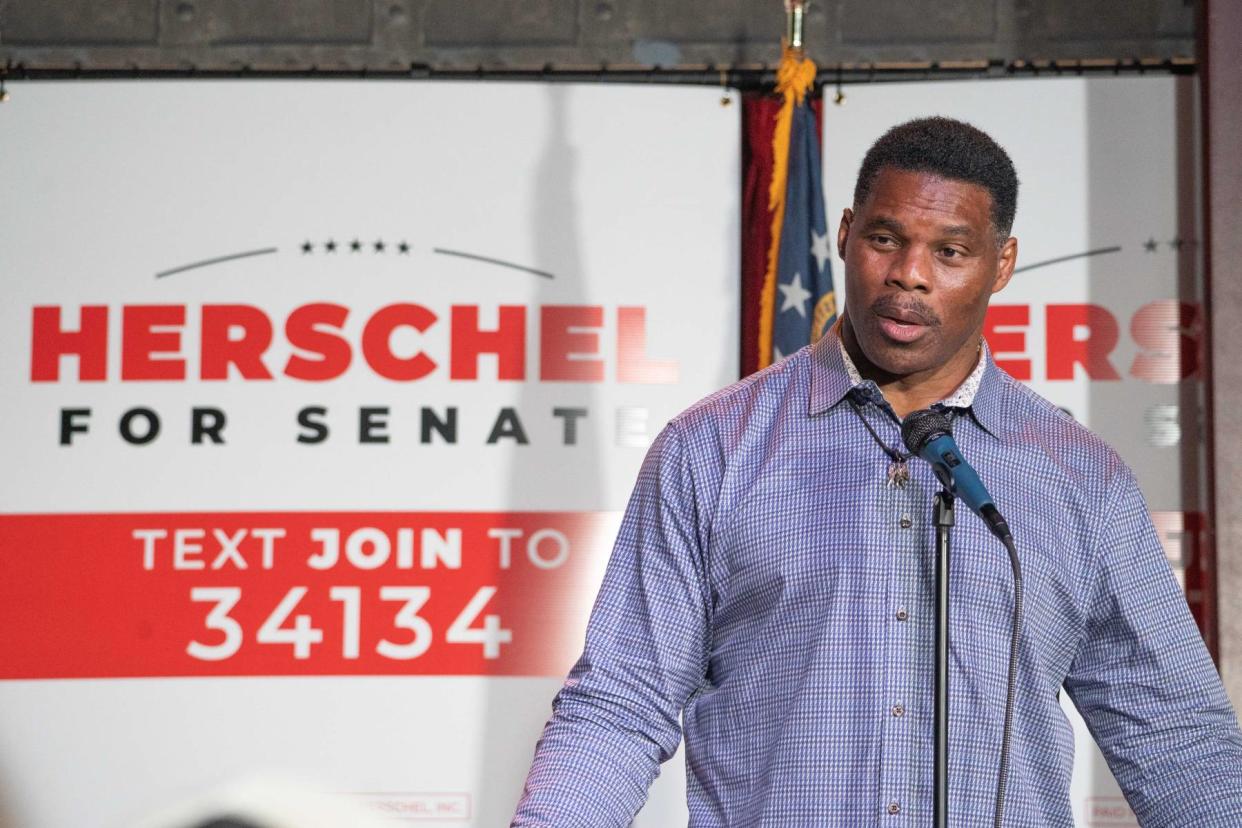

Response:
(870, 295), (941, 327)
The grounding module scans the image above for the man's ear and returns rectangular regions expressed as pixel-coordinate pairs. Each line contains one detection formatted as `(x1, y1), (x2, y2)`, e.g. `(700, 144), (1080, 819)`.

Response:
(837, 208), (854, 260)
(991, 235), (1018, 294)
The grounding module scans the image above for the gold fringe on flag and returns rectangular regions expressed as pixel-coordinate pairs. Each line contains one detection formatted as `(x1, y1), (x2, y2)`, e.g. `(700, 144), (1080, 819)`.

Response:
(757, 45), (817, 369)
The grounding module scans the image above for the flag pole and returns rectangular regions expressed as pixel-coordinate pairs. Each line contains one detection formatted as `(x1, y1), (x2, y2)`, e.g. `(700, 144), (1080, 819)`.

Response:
(785, 0), (806, 53)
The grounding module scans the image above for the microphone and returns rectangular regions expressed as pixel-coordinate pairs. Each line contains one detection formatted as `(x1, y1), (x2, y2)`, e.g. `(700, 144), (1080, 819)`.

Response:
(901, 408), (1012, 543)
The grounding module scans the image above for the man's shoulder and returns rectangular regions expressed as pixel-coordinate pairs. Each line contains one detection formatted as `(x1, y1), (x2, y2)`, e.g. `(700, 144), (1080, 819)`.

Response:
(983, 364), (1134, 493)
(643, 348), (814, 507)
(666, 347), (812, 441)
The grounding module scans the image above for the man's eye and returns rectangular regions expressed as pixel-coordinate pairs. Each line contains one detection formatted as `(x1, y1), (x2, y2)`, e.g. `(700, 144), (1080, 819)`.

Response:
(941, 247), (962, 258)
(871, 235), (895, 246)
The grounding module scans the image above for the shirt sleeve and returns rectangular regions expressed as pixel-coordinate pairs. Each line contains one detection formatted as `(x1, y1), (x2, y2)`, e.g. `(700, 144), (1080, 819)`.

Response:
(511, 420), (713, 827)
(1062, 468), (1242, 826)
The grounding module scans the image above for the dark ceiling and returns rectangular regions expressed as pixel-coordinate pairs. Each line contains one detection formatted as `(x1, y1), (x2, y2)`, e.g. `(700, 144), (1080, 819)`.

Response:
(0, 0), (1197, 83)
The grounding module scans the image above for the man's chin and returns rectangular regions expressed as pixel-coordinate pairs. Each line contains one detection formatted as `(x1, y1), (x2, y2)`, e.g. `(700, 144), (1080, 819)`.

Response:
(856, 335), (941, 379)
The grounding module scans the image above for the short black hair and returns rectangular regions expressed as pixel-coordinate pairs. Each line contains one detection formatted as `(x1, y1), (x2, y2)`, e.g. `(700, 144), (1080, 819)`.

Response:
(852, 116), (1019, 239)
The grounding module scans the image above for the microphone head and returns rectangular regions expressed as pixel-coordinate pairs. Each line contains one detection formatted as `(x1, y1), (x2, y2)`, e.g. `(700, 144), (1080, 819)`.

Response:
(901, 408), (953, 456)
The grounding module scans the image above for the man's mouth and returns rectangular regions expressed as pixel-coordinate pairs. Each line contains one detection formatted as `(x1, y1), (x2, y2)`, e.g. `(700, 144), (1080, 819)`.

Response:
(871, 298), (938, 344)
(869, 296), (933, 345)
(879, 307), (928, 325)
(876, 314), (928, 343)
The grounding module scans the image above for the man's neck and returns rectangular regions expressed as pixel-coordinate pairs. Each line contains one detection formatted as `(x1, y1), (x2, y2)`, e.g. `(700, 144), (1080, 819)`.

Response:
(840, 317), (982, 419)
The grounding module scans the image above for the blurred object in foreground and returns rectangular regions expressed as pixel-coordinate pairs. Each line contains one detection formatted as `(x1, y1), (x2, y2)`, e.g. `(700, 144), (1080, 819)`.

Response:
(128, 774), (394, 828)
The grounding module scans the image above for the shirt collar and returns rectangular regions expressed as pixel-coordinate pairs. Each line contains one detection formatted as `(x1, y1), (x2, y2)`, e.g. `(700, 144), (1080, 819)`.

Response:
(808, 320), (999, 434)
(836, 336), (988, 410)
(807, 323), (858, 417)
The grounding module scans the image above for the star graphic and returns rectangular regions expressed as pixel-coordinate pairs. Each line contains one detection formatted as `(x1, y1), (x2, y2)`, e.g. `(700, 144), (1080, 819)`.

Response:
(398, 240), (410, 254)
(1143, 237), (1158, 252)
(373, 239), (386, 253)
(301, 241), (314, 254)
(779, 271), (813, 318)
(350, 239), (362, 252)
(325, 239), (337, 253)
(810, 229), (831, 273)
(1168, 237), (1184, 251)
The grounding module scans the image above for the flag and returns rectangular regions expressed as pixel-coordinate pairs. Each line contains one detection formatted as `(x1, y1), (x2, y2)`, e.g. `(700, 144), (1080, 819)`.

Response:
(752, 49), (836, 370)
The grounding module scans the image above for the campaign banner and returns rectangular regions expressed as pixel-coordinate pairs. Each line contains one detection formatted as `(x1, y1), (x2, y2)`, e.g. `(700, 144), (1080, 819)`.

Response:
(824, 75), (1204, 827)
(0, 81), (739, 827)
(0, 75), (1200, 828)
(0, 511), (610, 680)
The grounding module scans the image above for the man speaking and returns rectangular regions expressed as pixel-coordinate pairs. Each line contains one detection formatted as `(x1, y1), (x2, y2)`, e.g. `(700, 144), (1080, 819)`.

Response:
(511, 117), (1242, 826)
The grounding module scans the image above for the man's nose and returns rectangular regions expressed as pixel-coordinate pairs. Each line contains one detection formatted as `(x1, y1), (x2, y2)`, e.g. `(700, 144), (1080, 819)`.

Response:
(885, 246), (932, 291)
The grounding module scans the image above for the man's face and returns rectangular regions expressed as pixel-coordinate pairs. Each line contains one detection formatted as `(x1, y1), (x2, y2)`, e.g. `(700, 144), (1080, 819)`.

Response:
(837, 167), (1017, 380)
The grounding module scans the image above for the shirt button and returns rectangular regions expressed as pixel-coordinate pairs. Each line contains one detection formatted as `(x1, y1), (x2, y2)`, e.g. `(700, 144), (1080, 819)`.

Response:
(899, 515), (912, 529)
(895, 608), (909, 621)
(887, 802), (901, 815)
(891, 703), (905, 717)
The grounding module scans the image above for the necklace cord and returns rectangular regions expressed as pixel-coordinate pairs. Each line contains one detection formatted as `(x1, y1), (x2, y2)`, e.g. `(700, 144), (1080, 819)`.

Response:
(846, 392), (959, 461)
(846, 394), (910, 463)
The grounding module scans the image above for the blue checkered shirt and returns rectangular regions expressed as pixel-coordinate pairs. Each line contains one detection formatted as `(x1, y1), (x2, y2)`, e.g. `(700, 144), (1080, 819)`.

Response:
(513, 330), (1242, 827)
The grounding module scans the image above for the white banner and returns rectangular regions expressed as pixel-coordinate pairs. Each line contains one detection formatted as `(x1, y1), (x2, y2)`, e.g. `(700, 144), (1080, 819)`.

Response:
(0, 80), (739, 827)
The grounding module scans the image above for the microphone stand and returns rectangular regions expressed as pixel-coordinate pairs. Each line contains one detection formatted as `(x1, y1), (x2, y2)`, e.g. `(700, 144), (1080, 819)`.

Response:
(932, 489), (954, 828)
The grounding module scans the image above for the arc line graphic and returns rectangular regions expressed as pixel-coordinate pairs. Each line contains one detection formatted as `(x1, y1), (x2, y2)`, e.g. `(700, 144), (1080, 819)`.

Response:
(1012, 246), (1122, 274)
(433, 248), (555, 279)
(155, 247), (279, 278)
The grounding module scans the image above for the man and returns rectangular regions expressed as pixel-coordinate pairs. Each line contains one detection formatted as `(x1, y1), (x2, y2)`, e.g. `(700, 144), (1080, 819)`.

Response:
(512, 117), (1242, 826)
